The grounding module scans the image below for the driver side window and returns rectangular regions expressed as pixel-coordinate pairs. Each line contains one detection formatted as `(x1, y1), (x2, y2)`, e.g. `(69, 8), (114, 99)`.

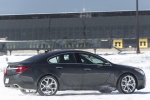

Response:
(79, 53), (104, 64)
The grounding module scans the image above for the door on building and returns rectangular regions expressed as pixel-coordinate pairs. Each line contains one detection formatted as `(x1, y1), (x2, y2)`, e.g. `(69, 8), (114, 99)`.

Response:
(113, 39), (123, 48)
(139, 38), (148, 48)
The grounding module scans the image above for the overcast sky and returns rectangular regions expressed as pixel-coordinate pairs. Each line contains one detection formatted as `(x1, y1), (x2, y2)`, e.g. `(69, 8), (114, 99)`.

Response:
(0, 0), (149, 14)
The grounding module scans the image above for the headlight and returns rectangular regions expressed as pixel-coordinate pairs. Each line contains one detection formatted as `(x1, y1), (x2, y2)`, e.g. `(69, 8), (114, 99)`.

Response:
(135, 68), (145, 75)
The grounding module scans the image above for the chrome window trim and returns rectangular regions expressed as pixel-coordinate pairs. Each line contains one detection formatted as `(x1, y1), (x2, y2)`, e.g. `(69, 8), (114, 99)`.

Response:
(47, 51), (112, 66)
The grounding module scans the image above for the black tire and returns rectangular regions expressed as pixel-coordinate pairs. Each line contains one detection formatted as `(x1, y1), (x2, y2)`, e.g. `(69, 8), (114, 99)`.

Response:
(37, 75), (58, 96)
(117, 74), (136, 94)
(20, 89), (37, 95)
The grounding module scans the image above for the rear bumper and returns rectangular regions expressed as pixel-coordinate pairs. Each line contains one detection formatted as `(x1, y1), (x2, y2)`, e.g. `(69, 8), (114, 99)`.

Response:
(4, 74), (37, 90)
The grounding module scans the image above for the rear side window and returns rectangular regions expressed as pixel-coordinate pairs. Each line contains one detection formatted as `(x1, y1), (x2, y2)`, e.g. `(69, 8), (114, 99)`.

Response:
(49, 57), (58, 63)
(48, 53), (76, 63)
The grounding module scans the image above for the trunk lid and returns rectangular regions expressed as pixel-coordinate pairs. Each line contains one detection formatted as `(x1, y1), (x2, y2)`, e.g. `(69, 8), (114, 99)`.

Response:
(5, 61), (33, 75)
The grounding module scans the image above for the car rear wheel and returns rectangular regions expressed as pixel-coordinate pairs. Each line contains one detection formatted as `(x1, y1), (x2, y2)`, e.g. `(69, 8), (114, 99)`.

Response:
(118, 74), (136, 94)
(37, 76), (58, 96)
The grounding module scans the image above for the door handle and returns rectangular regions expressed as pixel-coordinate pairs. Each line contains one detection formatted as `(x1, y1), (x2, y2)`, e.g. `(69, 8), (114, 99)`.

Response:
(84, 68), (91, 71)
(56, 67), (63, 69)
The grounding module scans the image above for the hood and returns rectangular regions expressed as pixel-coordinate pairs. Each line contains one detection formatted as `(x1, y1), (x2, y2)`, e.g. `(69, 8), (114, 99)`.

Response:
(113, 63), (136, 69)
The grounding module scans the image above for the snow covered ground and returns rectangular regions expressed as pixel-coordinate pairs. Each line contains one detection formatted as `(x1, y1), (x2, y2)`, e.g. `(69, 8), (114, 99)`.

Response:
(0, 51), (150, 100)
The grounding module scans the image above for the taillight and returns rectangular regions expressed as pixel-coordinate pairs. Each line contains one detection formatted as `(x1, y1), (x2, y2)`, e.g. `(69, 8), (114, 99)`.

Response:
(15, 66), (30, 73)
(3, 69), (6, 75)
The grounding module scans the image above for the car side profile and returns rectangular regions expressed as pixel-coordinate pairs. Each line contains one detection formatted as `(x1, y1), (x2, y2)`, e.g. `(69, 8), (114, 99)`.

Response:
(4, 50), (146, 96)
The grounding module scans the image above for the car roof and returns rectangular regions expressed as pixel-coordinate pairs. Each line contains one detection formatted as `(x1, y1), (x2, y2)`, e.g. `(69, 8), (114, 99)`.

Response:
(46, 49), (87, 55)
(22, 49), (97, 63)
(23, 50), (88, 61)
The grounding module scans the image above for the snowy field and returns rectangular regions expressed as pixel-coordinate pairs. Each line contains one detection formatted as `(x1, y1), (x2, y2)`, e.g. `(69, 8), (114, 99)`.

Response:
(0, 51), (150, 100)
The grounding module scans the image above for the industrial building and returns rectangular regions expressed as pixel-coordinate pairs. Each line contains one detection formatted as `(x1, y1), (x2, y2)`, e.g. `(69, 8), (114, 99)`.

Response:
(0, 10), (150, 53)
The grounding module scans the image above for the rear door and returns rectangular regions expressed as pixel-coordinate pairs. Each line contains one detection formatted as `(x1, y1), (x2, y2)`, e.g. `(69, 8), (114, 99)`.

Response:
(48, 53), (82, 88)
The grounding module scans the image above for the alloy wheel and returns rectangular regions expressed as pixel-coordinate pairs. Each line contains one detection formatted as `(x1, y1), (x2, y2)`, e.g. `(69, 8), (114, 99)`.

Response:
(118, 74), (136, 94)
(38, 76), (58, 96)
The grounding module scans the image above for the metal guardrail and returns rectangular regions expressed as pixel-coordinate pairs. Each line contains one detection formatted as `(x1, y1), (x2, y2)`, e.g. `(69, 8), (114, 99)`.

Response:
(0, 39), (111, 51)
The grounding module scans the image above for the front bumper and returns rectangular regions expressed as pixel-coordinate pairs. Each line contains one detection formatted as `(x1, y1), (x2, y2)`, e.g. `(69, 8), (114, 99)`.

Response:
(137, 74), (146, 90)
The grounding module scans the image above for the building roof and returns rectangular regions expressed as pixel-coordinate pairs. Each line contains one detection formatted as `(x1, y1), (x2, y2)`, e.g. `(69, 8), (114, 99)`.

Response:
(0, 10), (150, 20)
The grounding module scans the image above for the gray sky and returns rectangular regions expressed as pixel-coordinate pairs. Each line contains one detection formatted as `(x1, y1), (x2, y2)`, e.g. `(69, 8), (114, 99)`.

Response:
(0, 0), (149, 14)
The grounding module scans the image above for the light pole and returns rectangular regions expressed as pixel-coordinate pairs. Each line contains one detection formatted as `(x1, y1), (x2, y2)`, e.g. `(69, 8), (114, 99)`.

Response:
(136, 0), (140, 53)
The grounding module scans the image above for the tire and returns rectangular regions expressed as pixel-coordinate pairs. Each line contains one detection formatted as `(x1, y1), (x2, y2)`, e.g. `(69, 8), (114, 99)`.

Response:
(37, 75), (58, 96)
(20, 89), (37, 95)
(117, 74), (136, 94)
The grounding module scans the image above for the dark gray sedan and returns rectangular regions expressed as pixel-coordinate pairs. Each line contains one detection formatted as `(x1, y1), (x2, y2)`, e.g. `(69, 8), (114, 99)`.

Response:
(4, 50), (146, 96)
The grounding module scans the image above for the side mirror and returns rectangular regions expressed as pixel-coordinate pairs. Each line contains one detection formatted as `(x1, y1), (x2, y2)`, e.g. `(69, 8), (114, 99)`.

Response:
(104, 62), (112, 66)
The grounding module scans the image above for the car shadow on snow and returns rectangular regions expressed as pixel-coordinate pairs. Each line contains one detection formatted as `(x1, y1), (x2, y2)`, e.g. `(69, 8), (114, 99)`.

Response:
(33, 91), (150, 96)
(133, 91), (150, 94)
(54, 91), (150, 96)
(55, 92), (119, 96)
(55, 92), (102, 96)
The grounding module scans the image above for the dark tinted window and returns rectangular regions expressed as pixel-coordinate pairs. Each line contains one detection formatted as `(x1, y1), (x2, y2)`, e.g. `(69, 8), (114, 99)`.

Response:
(77, 53), (104, 64)
(48, 53), (76, 63)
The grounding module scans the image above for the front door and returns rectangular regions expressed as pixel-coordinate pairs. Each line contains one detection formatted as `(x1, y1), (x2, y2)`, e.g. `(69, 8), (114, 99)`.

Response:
(75, 53), (113, 87)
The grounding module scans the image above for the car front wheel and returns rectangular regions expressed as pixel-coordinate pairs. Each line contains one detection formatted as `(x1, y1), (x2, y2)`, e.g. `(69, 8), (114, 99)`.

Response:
(118, 74), (136, 94)
(37, 76), (58, 96)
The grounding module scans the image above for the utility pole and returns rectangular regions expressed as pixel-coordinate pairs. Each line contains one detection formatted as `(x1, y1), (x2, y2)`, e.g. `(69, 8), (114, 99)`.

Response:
(136, 0), (140, 53)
